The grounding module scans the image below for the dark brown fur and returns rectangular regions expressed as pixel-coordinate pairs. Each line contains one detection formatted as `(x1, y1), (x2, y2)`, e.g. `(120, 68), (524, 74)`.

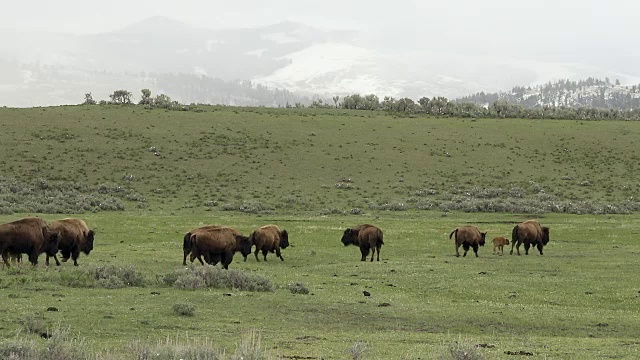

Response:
(1, 252), (22, 268)
(510, 220), (550, 255)
(0, 218), (60, 267)
(341, 224), (384, 262)
(189, 227), (252, 269)
(449, 226), (486, 257)
(46, 218), (95, 266)
(249, 224), (289, 262)
(492, 236), (510, 255)
(182, 225), (224, 265)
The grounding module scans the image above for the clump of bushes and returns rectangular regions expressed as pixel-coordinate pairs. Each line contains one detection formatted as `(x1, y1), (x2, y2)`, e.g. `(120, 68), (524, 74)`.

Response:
(0, 177), (145, 214)
(287, 282), (310, 295)
(58, 265), (146, 288)
(172, 302), (196, 316)
(0, 324), (93, 360)
(162, 267), (273, 292)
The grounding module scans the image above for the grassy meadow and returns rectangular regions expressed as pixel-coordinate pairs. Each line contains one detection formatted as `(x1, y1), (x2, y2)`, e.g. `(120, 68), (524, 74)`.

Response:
(0, 105), (639, 359)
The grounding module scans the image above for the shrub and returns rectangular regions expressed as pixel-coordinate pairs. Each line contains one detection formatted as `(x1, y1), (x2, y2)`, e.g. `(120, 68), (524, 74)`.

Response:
(347, 341), (370, 360)
(129, 336), (223, 360)
(287, 282), (310, 295)
(0, 335), (39, 359)
(58, 265), (145, 288)
(230, 329), (263, 360)
(93, 265), (146, 287)
(162, 267), (273, 292)
(439, 336), (485, 360)
(172, 303), (196, 316)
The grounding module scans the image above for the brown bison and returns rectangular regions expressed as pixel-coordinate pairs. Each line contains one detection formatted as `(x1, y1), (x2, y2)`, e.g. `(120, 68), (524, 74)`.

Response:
(189, 227), (252, 269)
(45, 218), (95, 266)
(510, 220), (550, 255)
(249, 225), (289, 262)
(449, 226), (486, 257)
(0, 217), (60, 267)
(182, 225), (224, 265)
(492, 236), (510, 255)
(1, 252), (22, 268)
(341, 224), (384, 262)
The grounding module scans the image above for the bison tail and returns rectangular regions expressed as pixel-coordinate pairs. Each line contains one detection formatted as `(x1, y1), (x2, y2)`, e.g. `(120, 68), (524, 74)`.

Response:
(248, 231), (256, 245)
(511, 226), (519, 244)
(183, 232), (192, 251)
(449, 229), (457, 240)
(378, 230), (384, 245)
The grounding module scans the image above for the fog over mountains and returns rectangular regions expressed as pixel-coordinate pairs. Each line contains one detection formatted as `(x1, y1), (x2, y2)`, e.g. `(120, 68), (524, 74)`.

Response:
(1, 16), (639, 107)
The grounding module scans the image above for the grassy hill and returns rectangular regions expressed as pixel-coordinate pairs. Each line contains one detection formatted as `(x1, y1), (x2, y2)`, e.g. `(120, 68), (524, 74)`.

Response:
(1, 106), (640, 359)
(1, 105), (639, 215)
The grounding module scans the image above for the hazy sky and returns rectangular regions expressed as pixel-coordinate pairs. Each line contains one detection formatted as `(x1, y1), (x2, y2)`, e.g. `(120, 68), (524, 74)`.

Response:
(3, 0), (638, 65)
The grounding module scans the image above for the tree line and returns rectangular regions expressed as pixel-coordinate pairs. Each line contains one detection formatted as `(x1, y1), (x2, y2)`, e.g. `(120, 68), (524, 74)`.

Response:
(304, 94), (640, 121)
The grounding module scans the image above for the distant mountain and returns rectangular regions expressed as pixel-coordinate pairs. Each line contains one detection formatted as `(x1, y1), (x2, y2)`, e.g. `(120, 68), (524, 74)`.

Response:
(1, 17), (640, 107)
(457, 77), (640, 110)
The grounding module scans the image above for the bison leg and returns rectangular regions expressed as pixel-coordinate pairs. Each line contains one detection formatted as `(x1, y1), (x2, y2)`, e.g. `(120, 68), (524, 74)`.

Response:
(514, 241), (522, 256)
(221, 250), (233, 270)
(537, 243), (544, 255)
(71, 250), (81, 266)
(189, 252), (204, 265)
(182, 251), (189, 266)
(462, 243), (470, 257)
(455, 243), (461, 257)
(376, 244), (381, 261)
(1, 252), (10, 268)
(510, 241), (516, 255)
(28, 252), (39, 266)
(360, 246), (369, 261)
(262, 249), (269, 261)
(276, 248), (284, 261)
(61, 249), (71, 262)
(254, 248), (261, 262)
(46, 253), (61, 266)
(524, 242), (530, 255)
(472, 243), (479, 257)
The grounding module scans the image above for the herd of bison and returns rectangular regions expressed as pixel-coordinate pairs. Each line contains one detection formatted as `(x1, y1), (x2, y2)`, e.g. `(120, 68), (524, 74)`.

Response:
(0, 217), (550, 269)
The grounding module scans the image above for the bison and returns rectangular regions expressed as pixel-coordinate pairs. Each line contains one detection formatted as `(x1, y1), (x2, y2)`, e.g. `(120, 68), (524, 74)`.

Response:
(492, 236), (510, 255)
(0, 217), (60, 267)
(45, 218), (95, 266)
(189, 227), (252, 269)
(182, 225), (224, 265)
(249, 225), (289, 262)
(510, 220), (550, 255)
(341, 224), (384, 262)
(1, 252), (22, 268)
(449, 226), (486, 257)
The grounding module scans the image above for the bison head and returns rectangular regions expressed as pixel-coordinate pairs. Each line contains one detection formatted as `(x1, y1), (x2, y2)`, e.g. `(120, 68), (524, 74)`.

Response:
(479, 232), (487, 246)
(280, 230), (289, 249)
(541, 227), (550, 245)
(505, 238), (510, 245)
(82, 229), (95, 255)
(237, 235), (253, 261)
(341, 228), (357, 246)
(42, 229), (60, 256)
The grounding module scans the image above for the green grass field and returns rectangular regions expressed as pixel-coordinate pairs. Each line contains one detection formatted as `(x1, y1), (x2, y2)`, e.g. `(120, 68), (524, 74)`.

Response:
(1, 106), (640, 359)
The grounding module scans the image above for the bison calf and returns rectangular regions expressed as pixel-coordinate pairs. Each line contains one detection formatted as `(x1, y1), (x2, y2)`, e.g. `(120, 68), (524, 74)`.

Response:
(189, 227), (252, 269)
(341, 224), (384, 262)
(449, 226), (486, 257)
(249, 225), (289, 262)
(0, 218), (60, 267)
(492, 237), (509, 255)
(46, 218), (95, 266)
(510, 220), (550, 255)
